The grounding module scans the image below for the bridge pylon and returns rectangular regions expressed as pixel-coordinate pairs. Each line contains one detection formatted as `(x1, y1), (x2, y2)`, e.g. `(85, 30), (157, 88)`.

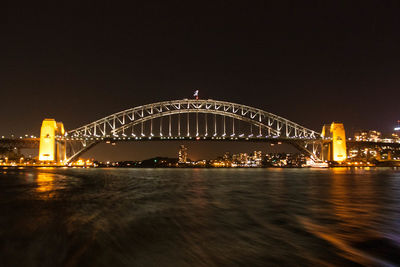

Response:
(321, 122), (347, 162)
(38, 119), (66, 163)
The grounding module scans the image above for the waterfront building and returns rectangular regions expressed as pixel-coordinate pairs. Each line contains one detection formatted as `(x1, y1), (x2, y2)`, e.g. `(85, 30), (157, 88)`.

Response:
(252, 151), (262, 166)
(354, 130), (381, 142)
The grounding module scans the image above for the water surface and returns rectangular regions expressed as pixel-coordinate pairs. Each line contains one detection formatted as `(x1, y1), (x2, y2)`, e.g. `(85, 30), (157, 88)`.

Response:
(1, 168), (400, 266)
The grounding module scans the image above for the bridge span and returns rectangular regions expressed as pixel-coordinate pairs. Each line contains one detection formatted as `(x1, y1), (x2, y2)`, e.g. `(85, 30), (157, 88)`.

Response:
(39, 99), (324, 163)
(2, 98), (396, 164)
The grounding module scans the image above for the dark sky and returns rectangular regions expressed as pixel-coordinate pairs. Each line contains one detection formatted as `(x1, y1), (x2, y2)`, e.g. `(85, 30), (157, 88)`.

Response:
(2, 1), (400, 160)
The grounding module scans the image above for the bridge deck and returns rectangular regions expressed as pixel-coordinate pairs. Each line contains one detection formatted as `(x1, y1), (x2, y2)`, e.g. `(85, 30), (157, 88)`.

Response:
(62, 136), (319, 143)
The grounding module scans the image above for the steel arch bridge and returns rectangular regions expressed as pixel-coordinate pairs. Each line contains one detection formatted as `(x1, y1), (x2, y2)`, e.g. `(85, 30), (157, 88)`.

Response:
(61, 99), (322, 162)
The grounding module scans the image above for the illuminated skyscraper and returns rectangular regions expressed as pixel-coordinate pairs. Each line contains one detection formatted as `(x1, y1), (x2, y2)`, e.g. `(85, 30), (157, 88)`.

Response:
(178, 145), (188, 163)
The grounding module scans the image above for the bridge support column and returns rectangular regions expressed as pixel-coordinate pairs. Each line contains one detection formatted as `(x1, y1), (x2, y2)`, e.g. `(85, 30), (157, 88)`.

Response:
(38, 119), (66, 163)
(55, 122), (66, 162)
(321, 122), (347, 162)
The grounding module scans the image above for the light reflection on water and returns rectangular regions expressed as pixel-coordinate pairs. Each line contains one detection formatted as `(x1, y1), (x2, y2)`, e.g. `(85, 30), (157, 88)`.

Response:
(34, 170), (69, 200)
(36, 173), (55, 193)
(0, 167), (399, 266)
(298, 168), (393, 266)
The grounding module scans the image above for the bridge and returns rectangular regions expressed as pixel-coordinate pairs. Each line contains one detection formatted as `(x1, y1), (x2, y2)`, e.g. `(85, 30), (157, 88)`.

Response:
(1, 98), (398, 164)
(40, 99), (325, 163)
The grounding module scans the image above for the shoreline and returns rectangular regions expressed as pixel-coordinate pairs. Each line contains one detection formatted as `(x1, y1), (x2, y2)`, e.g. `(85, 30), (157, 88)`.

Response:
(1, 165), (399, 169)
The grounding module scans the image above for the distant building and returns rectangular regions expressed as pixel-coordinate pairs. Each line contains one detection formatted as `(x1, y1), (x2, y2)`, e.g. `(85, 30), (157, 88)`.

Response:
(369, 130), (381, 142)
(354, 130), (381, 142)
(392, 133), (399, 142)
(228, 151), (263, 167)
(223, 151), (231, 161)
(354, 130), (400, 143)
(354, 130), (368, 141)
(178, 145), (188, 163)
(252, 151), (262, 166)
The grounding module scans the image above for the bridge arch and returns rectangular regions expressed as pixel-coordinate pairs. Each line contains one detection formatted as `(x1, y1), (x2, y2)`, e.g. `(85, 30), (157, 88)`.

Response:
(67, 99), (319, 138)
(63, 99), (321, 162)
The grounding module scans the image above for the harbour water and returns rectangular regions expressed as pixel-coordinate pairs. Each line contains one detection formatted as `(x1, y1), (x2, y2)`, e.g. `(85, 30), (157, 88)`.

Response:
(1, 168), (400, 266)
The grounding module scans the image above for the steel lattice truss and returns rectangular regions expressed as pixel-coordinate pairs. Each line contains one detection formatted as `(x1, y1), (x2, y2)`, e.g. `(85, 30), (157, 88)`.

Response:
(62, 99), (321, 162)
(66, 99), (320, 139)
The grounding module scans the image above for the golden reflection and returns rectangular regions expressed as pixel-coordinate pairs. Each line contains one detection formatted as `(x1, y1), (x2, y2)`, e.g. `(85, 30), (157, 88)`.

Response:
(298, 216), (378, 266)
(330, 168), (378, 239)
(311, 168), (381, 265)
(36, 173), (56, 199)
(303, 168), (384, 265)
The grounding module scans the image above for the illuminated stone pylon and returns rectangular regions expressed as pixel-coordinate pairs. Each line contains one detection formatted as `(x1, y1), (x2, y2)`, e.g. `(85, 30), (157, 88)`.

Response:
(56, 122), (66, 162)
(321, 122), (347, 162)
(38, 119), (66, 163)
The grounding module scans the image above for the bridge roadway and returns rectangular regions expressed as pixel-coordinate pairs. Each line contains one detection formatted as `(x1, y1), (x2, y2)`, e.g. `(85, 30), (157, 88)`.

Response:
(65, 135), (315, 143)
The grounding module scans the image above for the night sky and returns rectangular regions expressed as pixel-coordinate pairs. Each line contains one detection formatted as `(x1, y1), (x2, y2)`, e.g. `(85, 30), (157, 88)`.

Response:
(2, 1), (400, 160)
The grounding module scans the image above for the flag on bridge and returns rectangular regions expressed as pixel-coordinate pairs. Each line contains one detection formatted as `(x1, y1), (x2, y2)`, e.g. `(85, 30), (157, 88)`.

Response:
(194, 90), (199, 100)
